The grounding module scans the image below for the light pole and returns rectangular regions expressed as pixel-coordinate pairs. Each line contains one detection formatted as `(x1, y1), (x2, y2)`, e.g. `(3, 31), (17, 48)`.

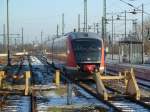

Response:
(21, 28), (24, 52)
(41, 31), (43, 53)
(103, 0), (106, 40)
(84, 0), (87, 32)
(142, 4), (144, 64)
(57, 24), (59, 38)
(111, 15), (114, 60)
(78, 14), (80, 32)
(3, 24), (6, 52)
(7, 0), (11, 66)
(93, 23), (96, 32)
(125, 10), (127, 39)
(52, 38), (54, 64)
(62, 13), (65, 35)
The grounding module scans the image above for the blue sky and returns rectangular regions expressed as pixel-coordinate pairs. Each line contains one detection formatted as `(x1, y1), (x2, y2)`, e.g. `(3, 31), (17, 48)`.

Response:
(0, 0), (150, 43)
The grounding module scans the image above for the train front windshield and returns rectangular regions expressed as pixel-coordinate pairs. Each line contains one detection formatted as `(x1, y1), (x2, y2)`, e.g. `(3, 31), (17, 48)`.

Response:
(72, 38), (101, 63)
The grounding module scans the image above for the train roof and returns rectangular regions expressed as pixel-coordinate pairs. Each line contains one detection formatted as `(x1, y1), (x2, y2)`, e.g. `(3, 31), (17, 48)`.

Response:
(65, 32), (102, 40)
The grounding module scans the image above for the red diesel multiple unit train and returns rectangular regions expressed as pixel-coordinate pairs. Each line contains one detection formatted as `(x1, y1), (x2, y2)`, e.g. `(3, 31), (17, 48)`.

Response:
(48, 32), (105, 79)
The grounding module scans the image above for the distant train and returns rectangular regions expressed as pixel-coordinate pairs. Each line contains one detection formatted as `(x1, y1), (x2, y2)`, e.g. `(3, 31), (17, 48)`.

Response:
(47, 32), (105, 79)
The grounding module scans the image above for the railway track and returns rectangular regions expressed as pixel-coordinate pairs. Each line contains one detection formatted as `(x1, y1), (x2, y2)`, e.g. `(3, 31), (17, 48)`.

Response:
(106, 68), (150, 89)
(0, 95), (31, 112)
(28, 55), (57, 112)
(0, 55), (32, 112)
(39, 55), (150, 112)
(137, 78), (150, 89)
(106, 68), (150, 108)
(106, 63), (150, 86)
(78, 82), (150, 112)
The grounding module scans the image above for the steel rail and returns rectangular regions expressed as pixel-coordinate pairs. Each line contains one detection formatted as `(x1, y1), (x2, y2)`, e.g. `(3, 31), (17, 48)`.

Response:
(39, 55), (150, 112)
